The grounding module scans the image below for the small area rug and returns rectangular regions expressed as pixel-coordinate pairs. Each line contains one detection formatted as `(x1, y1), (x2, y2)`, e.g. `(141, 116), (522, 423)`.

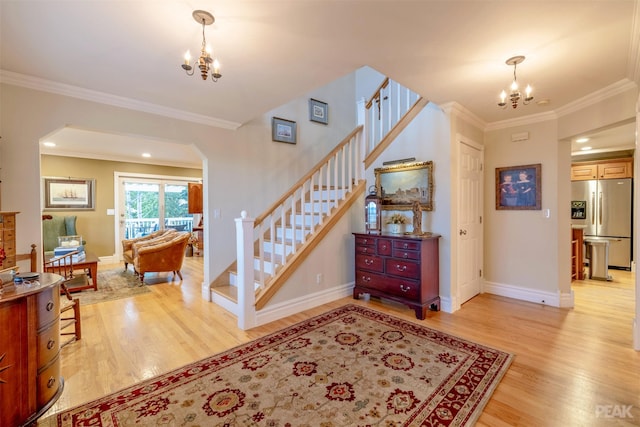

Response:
(44, 304), (512, 426)
(73, 268), (150, 305)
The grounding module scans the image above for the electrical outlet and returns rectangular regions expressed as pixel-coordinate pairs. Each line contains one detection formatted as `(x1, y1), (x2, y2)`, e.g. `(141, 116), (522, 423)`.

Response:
(316, 273), (323, 284)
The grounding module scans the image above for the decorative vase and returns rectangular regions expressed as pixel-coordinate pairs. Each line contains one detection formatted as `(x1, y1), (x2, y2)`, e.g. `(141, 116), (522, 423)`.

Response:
(185, 244), (193, 257)
(389, 223), (404, 234)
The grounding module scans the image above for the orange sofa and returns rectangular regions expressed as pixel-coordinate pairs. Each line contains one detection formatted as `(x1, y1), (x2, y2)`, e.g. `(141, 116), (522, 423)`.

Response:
(133, 232), (190, 283)
(122, 228), (177, 271)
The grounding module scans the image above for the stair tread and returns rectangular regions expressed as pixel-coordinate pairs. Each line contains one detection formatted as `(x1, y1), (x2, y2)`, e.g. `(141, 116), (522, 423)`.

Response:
(212, 285), (238, 302)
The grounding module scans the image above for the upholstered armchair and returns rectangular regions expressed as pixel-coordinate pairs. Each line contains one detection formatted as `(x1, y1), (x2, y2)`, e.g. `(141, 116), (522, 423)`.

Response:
(122, 228), (177, 271)
(42, 215), (84, 255)
(133, 231), (190, 283)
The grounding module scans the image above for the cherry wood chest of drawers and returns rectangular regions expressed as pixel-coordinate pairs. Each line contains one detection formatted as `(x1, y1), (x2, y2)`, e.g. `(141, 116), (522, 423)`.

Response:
(0, 273), (64, 427)
(353, 232), (440, 319)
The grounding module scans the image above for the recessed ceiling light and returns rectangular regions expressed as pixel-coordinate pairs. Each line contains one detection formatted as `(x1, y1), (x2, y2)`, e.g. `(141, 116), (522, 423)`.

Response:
(576, 137), (589, 143)
(142, 153), (151, 158)
(43, 141), (56, 147)
(581, 146), (592, 151)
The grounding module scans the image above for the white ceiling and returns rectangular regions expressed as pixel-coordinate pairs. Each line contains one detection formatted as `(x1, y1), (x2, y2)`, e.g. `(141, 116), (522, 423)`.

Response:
(2, 1), (639, 166)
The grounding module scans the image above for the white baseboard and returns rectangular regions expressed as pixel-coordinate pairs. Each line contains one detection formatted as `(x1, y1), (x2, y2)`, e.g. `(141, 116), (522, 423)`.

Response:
(439, 295), (455, 313)
(483, 280), (574, 308)
(255, 283), (354, 327)
(633, 318), (640, 351)
(201, 282), (211, 302)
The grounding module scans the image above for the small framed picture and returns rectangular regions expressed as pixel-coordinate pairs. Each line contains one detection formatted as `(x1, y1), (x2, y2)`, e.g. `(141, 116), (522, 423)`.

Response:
(43, 177), (96, 210)
(272, 117), (297, 144)
(309, 98), (328, 125)
(495, 163), (541, 210)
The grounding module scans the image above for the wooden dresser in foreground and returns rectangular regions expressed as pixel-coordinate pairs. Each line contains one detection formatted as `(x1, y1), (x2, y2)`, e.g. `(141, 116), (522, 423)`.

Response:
(353, 232), (440, 320)
(0, 273), (64, 427)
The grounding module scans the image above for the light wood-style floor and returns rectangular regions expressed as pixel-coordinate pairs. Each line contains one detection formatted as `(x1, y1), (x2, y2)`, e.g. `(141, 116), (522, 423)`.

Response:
(41, 258), (640, 426)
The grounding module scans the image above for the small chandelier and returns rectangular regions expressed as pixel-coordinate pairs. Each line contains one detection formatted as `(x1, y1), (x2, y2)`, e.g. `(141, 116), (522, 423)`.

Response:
(181, 10), (221, 82)
(498, 55), (532, 109)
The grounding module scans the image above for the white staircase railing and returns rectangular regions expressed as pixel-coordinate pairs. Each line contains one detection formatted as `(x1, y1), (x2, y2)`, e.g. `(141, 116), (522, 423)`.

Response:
(361, 77), (423, 155)
(228, 77), (423, 329)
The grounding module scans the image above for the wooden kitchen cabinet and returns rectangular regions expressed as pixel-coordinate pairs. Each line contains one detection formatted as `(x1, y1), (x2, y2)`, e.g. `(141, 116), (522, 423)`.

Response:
(188, 183), (203, 215)
(353, 232), (440, 320)
(571, 159), (633, 181)
(597, 159), (633, 179)
(570, 164), (598, 181)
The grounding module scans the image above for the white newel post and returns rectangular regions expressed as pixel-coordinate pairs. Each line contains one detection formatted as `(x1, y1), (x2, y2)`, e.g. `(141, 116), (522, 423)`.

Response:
(235, 211), (257, 330)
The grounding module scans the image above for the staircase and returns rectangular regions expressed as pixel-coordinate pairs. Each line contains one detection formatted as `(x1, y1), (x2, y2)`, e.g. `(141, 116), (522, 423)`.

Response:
(210, 77), (428, 329)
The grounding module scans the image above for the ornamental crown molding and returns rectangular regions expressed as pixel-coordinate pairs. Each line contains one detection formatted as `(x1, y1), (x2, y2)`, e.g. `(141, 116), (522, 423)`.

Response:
(0, 69), (241, 130)
(554, 79), (638, 118)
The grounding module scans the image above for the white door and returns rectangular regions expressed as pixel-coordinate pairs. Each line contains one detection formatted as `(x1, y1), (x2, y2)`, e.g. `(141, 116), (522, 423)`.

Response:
(458, 140), (483, 305)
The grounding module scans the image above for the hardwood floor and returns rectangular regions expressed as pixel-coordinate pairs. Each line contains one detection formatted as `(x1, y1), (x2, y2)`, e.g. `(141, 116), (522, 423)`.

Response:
(41, 259), (639, 425)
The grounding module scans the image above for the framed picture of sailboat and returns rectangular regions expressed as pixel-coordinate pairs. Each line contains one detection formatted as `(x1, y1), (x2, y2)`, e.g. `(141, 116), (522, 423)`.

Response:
(43, 177), (95, 210)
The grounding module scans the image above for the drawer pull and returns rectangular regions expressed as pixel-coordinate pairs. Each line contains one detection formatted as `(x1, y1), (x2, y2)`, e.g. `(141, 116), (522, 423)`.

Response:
(361, 275), (371, 282)
(47, 339), (56, 350)
(400, 284), (411, 292)
(395, 264), (407, 272)
(363, 239), (368, 244)
(381, 244), (387, 250)
(47, 377), (56, 389)
(46, 301), (54, 311)
(362, 248), (369, 253)
(364, 259), (373, 266)
(403, 252), (409, 258)
(403, 243), (408, 249)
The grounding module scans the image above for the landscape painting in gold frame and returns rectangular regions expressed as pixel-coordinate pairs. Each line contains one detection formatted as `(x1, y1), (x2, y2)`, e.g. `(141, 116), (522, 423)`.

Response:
(374, 161), (433, 211)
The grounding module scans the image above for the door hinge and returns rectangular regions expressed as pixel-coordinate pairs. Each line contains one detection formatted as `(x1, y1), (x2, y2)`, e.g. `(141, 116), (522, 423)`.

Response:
(479, 269), (482, 277)
(479, 216), (482, 224)
(480, 163), (483, 171)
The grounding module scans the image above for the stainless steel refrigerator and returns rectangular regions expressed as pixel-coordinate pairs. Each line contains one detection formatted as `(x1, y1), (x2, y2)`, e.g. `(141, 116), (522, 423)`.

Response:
(571, 178), (633, 270)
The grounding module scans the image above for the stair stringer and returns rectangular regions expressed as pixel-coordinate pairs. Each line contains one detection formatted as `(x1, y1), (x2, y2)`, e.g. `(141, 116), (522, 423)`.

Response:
(254, 180), (366, 310)
(364, 97), (429, 169)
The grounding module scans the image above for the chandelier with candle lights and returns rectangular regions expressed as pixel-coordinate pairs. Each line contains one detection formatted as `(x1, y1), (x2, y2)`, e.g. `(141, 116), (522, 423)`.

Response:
(498, 56), (532, 109)
(181, 10), (221, 82)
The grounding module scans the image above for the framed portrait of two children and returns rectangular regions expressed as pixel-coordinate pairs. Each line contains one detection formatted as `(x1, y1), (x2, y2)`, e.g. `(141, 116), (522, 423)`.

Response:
(495, 164), (541, 210)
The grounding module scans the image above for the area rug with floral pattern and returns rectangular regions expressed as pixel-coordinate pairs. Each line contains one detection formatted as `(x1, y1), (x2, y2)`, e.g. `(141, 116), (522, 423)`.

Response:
(43, 304), (513, 426)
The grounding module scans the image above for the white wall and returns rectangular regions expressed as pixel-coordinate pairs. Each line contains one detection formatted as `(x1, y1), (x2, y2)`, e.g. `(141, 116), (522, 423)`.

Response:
(0, 84), (233, 273)
(0, 72), (357, 289)
(484, 120), (565, 298)
(365, 103), (453, 305)
(482, 85), (637, 308)
(194, 72), (358, 278)
(2, 73), (636, 327)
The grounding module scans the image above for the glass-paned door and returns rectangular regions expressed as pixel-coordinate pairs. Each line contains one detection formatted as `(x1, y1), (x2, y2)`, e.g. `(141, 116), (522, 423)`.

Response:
(118, 177), (195, 241)
(123, 180), (160, 238)
(163, 183), (191, 232)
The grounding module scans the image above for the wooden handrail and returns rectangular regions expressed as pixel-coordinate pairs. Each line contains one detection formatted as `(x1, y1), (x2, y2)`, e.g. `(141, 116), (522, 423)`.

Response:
(221, 75), (425, 327)
(254, 125), (363, 226)
(365, 77), (390, 109)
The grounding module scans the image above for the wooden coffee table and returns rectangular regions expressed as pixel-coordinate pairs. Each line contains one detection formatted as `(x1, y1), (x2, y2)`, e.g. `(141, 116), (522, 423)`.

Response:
(44, 251), (100, 292)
